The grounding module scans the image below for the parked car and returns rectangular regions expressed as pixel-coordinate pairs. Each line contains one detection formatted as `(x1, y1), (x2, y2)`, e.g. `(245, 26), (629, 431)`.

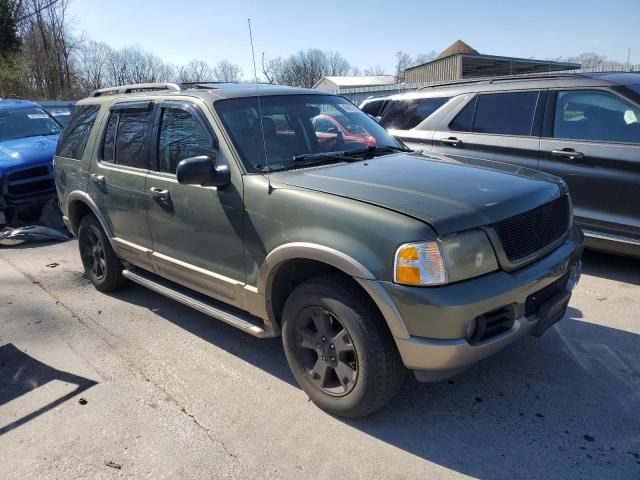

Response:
(0, 99), (62, 225)
(37, 100), (76, 126)
(381, 72), (640, 258)
(312, 113), (377, 150)
(359, 96), (391, 120)
(54, 82), (583, 417)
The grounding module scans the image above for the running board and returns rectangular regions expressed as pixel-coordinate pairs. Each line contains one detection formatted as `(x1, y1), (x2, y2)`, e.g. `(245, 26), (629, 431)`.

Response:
(122, 268), (273, 338)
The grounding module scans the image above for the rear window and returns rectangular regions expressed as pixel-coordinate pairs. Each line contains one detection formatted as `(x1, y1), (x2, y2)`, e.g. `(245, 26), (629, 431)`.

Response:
(56, 105), (100, 159)
(101, 105), (153, 169)
(380, 97), (450, 130)
(472, 91), (539, 136)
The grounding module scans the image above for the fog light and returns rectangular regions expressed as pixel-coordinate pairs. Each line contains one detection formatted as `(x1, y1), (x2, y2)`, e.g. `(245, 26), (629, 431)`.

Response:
(465, 318), (478, 342)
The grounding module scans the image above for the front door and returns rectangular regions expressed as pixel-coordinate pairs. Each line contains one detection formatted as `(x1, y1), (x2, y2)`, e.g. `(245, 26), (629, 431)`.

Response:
(145, 100), (246, 304)
(88, 101), (155, 270)
(539, 89), (640, 240)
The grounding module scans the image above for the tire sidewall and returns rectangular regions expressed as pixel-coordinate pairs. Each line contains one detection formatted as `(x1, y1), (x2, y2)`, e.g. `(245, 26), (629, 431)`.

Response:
(78, 215), (122, 291)
(282, 281), (382, 416)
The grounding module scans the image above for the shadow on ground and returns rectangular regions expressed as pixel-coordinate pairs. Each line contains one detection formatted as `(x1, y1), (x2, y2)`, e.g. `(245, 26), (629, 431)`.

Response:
(107, 249), (640, 479)
(0, 343), (97, 436)
(581, 249), (640, 286)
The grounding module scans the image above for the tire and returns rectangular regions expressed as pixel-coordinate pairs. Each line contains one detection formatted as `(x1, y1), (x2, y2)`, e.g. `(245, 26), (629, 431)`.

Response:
(282, 274), (405, 418)
(77, 215), (126, 292)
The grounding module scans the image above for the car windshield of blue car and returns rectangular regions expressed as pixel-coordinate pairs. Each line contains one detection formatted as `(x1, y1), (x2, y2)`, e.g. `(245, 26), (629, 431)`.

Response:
(0, 107), (62, 142)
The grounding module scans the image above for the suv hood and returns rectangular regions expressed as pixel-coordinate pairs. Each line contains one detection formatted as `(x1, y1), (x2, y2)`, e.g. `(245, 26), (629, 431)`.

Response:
(271, 153), (566, 235)
(0, 135), (59, 174)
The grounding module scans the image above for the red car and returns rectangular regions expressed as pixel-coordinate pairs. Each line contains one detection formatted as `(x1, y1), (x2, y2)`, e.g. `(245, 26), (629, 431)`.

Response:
(312, 113), (377, 151)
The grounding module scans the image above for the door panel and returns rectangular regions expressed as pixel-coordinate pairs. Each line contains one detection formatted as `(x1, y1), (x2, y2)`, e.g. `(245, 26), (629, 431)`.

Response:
(145, 102), (246, 303)
(431, 91), (543, 170)
(540, 89), (640, 240)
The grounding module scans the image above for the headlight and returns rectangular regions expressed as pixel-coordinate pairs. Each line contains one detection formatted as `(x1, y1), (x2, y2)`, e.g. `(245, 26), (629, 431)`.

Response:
(394, 231), (498, 286)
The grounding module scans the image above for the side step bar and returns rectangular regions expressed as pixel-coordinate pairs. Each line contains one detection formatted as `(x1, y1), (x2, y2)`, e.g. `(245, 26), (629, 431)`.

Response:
(122, 268), (274, 338)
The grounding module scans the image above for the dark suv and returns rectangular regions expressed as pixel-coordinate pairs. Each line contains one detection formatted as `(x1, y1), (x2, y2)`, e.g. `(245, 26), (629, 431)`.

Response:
(381, 73), (640, 258)
(54, 82), (583, 417)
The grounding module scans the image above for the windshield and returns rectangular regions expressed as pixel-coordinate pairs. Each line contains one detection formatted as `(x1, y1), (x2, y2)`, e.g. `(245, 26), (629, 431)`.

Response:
(0, 106), (61, 142)
(215, 94), (402, 172)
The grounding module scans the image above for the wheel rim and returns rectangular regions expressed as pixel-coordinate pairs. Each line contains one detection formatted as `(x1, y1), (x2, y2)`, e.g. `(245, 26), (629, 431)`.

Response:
(81, 228), (106, 281)
(292, 306), (358, 396)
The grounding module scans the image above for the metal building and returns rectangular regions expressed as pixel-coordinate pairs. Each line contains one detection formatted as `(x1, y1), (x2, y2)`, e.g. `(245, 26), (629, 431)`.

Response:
(404, 40), (580, 83)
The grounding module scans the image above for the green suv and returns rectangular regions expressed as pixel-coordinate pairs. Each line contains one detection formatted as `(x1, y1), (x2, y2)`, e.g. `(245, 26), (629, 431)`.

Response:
(54, 82), (583, 417)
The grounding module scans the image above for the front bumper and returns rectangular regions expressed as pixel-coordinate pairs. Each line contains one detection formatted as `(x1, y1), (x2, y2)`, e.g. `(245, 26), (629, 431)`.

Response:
(381, 225), (584, 381)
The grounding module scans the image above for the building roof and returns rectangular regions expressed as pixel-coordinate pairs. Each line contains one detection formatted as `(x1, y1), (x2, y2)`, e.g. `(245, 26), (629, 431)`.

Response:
(435, 40), (479, 60)
(313, 76), (396, 89)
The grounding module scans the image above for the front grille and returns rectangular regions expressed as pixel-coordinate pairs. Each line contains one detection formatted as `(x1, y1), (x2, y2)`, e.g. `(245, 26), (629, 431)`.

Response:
(492, 195), (570, 262)
(5, 165), (54, 198)
(7, 166), (50, 182)
(525, 272), (570, 317)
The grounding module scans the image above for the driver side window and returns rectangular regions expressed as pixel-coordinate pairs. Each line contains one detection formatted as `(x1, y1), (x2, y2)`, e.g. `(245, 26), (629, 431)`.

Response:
(158, 107), (217, 174)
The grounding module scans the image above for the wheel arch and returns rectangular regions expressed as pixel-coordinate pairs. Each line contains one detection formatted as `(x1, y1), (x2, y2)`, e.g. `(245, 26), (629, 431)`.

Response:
(66, 191), (113, 241)
(258, 243), (410, 339)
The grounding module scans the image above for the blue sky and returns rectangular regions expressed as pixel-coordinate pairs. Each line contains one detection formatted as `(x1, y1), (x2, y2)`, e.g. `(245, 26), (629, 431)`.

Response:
(69, 0), (640, 79)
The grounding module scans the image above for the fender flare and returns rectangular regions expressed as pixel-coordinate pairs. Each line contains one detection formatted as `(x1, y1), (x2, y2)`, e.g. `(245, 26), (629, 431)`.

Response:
(66, 191), (113, 240)
(258, 242), (410, 339)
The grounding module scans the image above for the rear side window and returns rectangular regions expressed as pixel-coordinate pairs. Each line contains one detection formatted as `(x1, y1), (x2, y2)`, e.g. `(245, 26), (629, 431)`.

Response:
(361, 99), (387, 117)
(472, 92), (539, 136)
(380, 97), (450, 130)
(56, 105), (100, 159)
(449, 97), (477, 132)
(101, 107), (153, 169)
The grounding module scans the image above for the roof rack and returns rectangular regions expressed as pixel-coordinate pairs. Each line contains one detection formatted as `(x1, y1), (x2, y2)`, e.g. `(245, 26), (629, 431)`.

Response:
(417, 72), (590, 90)
(89, 82), (185, 97)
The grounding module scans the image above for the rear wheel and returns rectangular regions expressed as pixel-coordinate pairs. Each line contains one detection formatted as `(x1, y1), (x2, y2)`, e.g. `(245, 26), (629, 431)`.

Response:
(78, 215), (126, 292)
(282, 275), (405, 418)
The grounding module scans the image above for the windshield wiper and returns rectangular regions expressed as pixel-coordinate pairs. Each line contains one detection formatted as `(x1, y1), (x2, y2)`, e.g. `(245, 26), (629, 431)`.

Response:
(341, 145), (413, 157)
(292, 152), (361, 163)
(293, 145), (412, 163)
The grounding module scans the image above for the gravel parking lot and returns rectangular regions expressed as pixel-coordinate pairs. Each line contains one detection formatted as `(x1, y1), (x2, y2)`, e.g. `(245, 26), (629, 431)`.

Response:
(0, 240), (638, 479)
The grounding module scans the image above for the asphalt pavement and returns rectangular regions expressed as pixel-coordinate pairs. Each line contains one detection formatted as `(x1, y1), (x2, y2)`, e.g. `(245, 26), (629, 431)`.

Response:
(0, 240), (639, 479)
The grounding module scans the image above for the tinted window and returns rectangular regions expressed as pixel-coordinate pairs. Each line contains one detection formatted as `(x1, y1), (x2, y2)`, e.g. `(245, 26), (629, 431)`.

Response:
(314, 116), (336, 133)
(473, 91), (539, 136)
(380, 97), (450, 130)
(102, 113), (117, 163)
(553, 90), (640, 143)
(158, 108), (217, 174)
(56, 105), (100, 159)
(449, 96), (477, 132)
(101, 108), (152, 168)
(361, 99), (387, 117)
(0, 106), (61, 142)
(215, 94), (400, 173)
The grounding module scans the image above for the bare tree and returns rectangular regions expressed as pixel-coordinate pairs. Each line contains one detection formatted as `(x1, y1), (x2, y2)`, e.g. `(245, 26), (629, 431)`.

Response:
(74, 39), (111, 91)
(177, 59), (215, 82)
(261, 49), (356, 88)
(212, 59), (242, 82)
(364, 65), (386, 76)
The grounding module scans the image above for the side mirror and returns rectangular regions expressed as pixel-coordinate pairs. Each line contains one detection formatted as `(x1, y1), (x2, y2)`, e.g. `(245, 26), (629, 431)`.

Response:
(327, 126), (339, 134)
(176, 155), (230, 188)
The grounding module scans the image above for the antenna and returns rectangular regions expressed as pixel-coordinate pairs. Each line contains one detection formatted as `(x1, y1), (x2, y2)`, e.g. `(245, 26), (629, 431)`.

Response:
(248, 18), (271, 192)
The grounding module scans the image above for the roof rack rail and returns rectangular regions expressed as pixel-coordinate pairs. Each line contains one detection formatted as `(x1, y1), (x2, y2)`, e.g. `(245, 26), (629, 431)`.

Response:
(418, 78), (489, 90)
(89, 82), (185, 97)
(488, 72), (587, 83)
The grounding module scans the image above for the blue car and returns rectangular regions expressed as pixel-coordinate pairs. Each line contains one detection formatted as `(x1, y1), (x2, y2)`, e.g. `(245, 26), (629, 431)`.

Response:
(0, 99), (62, 225)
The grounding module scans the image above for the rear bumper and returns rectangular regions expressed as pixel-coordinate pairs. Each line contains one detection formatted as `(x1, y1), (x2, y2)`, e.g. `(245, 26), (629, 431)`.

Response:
(380, 225), (584, 381)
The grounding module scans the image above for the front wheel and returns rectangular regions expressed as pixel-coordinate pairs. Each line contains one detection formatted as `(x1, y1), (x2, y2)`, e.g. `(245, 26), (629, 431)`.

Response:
(282, 275), (405, 418)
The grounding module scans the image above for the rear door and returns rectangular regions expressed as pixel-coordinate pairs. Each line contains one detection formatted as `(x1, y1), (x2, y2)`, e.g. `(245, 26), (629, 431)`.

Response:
(88, 101), (154, 268)
(431, 90), (544, 170)
(539, 88), (640, 240)
(145, 100), (246, 302)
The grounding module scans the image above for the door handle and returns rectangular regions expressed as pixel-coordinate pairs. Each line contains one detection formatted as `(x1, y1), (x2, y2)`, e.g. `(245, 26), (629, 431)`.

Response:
(440, 137), (462, 147)
(551, 149), (584, 160)
(149, 187), (170, 200)
(90, 173), (105, 185)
